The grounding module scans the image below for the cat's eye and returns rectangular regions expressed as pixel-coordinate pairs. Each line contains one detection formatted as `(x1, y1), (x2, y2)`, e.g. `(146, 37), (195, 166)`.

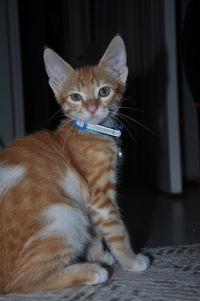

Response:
(98, 87), (111, 97)
(70, 93), (82, 102)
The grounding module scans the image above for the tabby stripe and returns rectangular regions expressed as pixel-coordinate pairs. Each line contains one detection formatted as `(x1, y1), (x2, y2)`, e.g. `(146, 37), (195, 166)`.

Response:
(9, 262), (60, 288)
(89, 206), (114, 220)
(98, 199), (111, 209)
(91, 187), (102, 196)
(89, 208), (99, 217)
(90, 164), (112, 175)
(93, 147), (112, 155)
(107, 236), (125, 243)
(17, 256), (66, 274)
(102, 220), (120, 227)
(89, 161), (103, 170)
(93, 182), (115, 196)
(22, 238), (70, 258)
(109, 209), (119, 216)
(89, 167), (113, 187)
(91, 184), (115, 203)
(95, 218), (119, 227)
(91, 194), (114, 208)
(90, 196), (103, 206)
(95, 217), (104, 225)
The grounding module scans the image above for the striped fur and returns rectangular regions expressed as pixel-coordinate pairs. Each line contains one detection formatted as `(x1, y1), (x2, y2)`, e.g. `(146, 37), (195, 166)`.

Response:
(0, 36), (149, 294)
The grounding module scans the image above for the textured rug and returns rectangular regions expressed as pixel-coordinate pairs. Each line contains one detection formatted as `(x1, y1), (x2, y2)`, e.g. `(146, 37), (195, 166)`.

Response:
(0, 244), (199, 301)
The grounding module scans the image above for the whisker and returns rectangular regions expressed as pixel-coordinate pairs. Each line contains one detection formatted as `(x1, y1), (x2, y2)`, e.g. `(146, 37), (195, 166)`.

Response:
(109, 113), (138, 144)
(122, 97), (138, 107)
(62, 121), (73, 154)
(117, 115), (137, 134)
(45, 108), (64, 123)
(122, 95), (137, 102)
(118, 106), (150, 114)
(118, 119), (138, 144)
(56, 118), (71, 134)
(117, 112), (156, 136)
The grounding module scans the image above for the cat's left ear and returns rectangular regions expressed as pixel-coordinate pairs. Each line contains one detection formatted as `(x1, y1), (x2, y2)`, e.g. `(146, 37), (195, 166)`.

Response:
(44, 48), (74, 96)
(98, 36), (128, 84)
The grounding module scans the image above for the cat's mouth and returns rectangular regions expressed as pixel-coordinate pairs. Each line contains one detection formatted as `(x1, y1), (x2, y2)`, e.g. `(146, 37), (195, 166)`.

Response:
(87, 115), (103, 124)
(67, 106), (116, 127)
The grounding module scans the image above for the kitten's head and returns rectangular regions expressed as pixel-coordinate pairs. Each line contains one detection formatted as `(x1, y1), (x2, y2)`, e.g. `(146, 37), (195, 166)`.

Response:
(44, 36), (128, 125)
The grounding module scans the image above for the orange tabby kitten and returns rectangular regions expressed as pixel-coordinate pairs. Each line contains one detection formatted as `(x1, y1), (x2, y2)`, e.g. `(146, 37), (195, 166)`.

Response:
(0, 36), (149, 293)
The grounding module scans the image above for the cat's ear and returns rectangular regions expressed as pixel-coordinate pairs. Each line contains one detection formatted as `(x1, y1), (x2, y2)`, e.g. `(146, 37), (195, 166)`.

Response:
(98, 36), (128, 84)
(44, 48), (74, 96)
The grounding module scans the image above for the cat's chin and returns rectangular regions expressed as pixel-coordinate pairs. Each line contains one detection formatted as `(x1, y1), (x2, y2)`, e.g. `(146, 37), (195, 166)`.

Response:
(88, 119), (103, 125)
(77, 116), (105, 125)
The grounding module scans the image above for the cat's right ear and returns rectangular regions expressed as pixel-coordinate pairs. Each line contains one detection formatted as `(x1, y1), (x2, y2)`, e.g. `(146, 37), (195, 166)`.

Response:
(44, 48), (73, 96)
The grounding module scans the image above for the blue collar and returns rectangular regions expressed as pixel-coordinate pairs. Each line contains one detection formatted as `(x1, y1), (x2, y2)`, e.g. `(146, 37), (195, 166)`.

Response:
(71, 120), (123, 138)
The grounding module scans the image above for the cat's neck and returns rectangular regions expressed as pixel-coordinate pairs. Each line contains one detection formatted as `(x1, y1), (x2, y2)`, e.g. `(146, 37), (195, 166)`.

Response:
(55, 118), (119, 142)
(100, 118), (117, 128)
(71, 120), (121, 138)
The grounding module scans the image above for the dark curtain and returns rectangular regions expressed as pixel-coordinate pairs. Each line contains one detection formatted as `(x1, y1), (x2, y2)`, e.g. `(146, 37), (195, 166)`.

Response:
(18, 0), (166, 184)
(182, 0), (200, 104)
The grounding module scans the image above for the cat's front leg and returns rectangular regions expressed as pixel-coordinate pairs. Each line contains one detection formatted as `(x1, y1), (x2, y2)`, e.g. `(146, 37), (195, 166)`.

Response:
(89, 200), (149, 272)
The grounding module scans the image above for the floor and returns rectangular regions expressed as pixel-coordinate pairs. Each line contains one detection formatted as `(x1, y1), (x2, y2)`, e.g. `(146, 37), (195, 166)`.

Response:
(119, 183), (200, 251)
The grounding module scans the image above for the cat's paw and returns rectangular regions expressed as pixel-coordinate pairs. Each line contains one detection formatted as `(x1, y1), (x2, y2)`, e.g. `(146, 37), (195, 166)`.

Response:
(129, 254), (150, 272)
(86, 264), (109, 285)
(101, 251), (116, 266)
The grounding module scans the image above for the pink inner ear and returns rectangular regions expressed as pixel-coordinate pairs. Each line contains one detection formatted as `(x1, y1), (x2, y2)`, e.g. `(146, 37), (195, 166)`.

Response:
(44, 49), (73, 79)
(105, 52), (128, 83)
(118, 50), (127, 65)
(44, 48), (74, 95)
(98, 36), (128, 83)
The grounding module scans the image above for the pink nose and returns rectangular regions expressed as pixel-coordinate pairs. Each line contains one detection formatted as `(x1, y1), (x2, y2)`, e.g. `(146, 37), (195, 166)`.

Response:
(87, 105), (97, 115)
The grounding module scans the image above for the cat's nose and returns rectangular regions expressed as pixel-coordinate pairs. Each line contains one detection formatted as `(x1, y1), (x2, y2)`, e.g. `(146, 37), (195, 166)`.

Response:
(87, 105), (98, 115)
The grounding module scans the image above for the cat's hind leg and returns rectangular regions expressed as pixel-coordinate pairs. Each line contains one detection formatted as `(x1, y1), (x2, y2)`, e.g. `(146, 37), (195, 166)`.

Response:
(4, 203), (109, 293)
(5, 260), (108, 293)
(86, 232), (115, 266)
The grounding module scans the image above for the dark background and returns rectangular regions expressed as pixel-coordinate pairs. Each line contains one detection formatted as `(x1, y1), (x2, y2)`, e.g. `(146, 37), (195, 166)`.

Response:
(17, 0), (200, 188)
(0, 0), (199, 249)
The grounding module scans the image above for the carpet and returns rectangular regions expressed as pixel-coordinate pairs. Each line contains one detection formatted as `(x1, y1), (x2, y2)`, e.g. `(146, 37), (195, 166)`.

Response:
(0, 244), (199, 301)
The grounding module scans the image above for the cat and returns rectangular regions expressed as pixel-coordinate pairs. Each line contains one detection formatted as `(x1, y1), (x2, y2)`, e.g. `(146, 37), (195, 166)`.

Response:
(0, 36), (149, 294)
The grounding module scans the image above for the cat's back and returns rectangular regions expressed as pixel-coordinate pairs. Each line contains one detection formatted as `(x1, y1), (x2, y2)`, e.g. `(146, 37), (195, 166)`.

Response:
(0, 128), (68, 214)
(0, 129), (63, 165)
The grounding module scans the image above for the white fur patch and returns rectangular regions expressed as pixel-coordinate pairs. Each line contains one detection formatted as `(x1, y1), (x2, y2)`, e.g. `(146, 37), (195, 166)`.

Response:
(130, 254), (150, 272)
(97, 170), (116, 189)
(86, 264), (109, 285)
(24, 204), (91, 256)
(59, 168), (84, 203)
(0, 165), (26, 196)
(89, 204), (111, 220)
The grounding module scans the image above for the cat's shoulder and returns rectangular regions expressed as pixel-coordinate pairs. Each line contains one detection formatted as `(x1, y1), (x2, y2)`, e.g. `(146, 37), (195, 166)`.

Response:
(7, 129), (54, 148)
(0, 129), (58, 163)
